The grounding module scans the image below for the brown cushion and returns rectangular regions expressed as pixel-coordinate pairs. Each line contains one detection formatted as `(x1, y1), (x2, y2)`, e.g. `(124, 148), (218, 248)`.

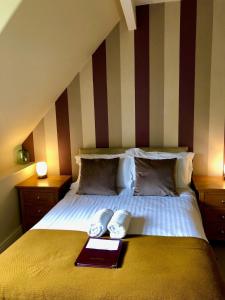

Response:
(77, 158), (119, 195)
(134, 157), (177, 196)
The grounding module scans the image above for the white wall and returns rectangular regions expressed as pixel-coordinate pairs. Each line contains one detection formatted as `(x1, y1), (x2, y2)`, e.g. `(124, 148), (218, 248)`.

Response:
(0, 163), (35, 252)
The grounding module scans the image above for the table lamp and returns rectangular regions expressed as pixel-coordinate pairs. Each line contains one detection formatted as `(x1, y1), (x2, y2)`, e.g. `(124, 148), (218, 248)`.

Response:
(36, 162), (48, 179)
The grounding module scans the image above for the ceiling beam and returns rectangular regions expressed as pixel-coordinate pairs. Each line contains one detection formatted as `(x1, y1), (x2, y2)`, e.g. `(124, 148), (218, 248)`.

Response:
(120, 0), (136, 30)
(135, 0), (180, 5)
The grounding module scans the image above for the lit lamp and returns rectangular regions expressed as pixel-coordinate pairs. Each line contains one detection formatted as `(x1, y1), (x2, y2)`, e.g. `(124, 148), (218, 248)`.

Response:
(224, 164), (225, 180)
(36, 162), (48, 179)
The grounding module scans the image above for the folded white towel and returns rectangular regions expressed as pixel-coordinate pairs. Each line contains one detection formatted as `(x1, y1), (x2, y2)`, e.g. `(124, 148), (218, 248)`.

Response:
(87, 209), (114, 237)
(107, 210), (131, 239)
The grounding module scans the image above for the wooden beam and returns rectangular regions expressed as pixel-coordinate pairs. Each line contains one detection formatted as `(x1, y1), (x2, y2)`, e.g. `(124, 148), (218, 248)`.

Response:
(120, 0), (136, 31)
(135, 0), (180, 5)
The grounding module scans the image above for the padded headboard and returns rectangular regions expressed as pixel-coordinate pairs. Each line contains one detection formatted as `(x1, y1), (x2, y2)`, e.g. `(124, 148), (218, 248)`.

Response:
(79, 147), (188, 155)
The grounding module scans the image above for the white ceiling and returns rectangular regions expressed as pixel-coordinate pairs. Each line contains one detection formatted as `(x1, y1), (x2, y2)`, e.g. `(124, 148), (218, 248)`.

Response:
(0, 0), (121, 173)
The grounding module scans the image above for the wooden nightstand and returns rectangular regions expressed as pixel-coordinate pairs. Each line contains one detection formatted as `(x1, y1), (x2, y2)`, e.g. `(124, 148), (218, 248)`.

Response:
(16, 175), (72, 232)
(192, 176), (225, 241)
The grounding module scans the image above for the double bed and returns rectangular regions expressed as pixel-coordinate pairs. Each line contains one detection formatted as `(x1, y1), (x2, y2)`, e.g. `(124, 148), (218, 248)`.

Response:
(0, 147), (224, 299)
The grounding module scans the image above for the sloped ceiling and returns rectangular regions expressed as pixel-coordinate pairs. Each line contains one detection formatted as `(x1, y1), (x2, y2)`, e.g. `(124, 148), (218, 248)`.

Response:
(0, 0), (121, 174)
(0, 0), (22, 34)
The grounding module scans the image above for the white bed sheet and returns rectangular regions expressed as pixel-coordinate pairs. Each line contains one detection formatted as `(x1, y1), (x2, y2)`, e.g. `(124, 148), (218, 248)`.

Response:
(33, 187), (207, 240)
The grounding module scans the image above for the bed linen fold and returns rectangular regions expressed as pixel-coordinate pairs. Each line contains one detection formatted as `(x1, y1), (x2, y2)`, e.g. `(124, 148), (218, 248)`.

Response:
(33, 188), (207, 240)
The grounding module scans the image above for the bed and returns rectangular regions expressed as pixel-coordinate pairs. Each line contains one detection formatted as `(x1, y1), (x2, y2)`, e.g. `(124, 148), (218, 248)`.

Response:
(0, 147), (224, 299)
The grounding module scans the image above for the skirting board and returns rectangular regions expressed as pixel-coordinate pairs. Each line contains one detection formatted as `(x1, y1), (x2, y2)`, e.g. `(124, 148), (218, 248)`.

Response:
(0, 225), (23, 253)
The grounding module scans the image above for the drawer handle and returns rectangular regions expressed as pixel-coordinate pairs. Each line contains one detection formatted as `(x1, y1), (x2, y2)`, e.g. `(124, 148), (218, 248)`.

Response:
(37, 196), (40, 200)
(220, 229), (225, 235)
(37, 209), (42, 213)
(221, 200), (225, 205)
(221, 215), (225, 220)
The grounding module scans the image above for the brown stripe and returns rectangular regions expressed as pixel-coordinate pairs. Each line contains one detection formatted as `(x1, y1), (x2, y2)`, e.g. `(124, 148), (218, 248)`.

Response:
(92, 41), (109, 148)
(135, 5), (149, 147)
(22, 132), (35, 162)
(178, 0), (197, 151)
(55, 89), (72, 175)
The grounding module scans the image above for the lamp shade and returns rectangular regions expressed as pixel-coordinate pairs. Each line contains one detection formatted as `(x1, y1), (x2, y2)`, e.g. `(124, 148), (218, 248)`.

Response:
(36, 162), (48, 179)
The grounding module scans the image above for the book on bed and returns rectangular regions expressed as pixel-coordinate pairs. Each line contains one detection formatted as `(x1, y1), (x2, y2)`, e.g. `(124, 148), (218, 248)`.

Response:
(75, 238), (123, 268)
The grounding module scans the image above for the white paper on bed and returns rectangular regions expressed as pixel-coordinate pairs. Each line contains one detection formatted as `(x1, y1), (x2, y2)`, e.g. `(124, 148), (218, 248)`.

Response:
(32, 188), (207, 241)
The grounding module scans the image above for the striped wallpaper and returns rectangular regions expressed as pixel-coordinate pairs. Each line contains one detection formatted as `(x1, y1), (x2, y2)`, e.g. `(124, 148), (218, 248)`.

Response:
(23, 0), (225, 178)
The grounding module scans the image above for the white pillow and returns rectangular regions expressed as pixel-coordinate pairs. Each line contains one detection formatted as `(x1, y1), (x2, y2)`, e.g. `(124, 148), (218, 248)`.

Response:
(70, 181), (79, 193)
(75, 153), (134, 189)
(125, 148), (194, 188)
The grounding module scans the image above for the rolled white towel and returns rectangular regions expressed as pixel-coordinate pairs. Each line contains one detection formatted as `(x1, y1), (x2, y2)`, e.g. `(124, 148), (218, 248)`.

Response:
(107, 210), (131, 239)
(87, 209), (114, 237)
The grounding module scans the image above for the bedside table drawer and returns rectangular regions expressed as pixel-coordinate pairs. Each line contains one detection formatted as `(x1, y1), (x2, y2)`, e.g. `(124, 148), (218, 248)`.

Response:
(16, 175), (72, 232)
(23, 202), (53, 216)
(21, 190), (56, 203)
(204, 222), (225, 240)
(203, 208), (225, 222)
(204, 193), (225, 208)
(192, 176), (225, 241)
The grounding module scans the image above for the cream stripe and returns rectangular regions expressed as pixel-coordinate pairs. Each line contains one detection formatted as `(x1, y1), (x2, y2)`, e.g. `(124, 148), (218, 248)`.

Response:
(79, 59), (96, 148)
(120, 18), (135, 147)
(208, 0), (225, 176)
(106, 24), (122, 147)
(149, 3), (164, 146)
(33, 119), (46, 162)
(193, 0), (213, 175)
(67, 75), (83, 179)
(44, 105), (60, 175)
(163, 1), (180, 147)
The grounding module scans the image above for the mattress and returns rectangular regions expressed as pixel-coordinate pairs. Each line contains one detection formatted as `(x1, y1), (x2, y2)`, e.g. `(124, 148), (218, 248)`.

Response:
(33, 187), (207, 240)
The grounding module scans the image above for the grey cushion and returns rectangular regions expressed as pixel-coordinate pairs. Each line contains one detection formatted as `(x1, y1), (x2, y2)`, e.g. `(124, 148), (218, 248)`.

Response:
(134, 157), (177, 196)
(77, 158), (119, 195)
